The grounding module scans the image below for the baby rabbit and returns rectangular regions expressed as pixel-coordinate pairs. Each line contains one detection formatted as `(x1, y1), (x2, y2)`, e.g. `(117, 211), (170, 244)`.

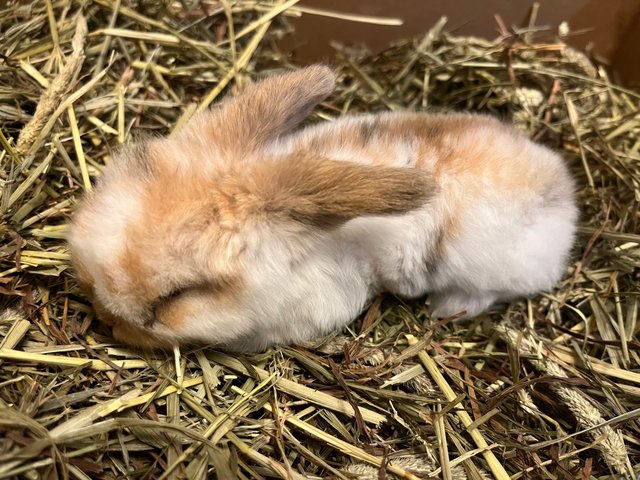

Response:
(68, 65), (577, 351)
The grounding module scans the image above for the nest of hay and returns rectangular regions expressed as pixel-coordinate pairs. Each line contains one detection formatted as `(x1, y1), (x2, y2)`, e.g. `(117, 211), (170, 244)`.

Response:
(1, 1), (639, 479)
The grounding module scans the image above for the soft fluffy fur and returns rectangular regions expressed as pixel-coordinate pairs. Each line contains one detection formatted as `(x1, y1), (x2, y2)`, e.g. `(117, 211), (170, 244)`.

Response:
(68, 65), (577, 351)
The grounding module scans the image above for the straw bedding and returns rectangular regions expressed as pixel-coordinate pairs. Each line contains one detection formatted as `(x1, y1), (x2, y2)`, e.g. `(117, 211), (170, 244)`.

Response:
(1, 1), (639, 479)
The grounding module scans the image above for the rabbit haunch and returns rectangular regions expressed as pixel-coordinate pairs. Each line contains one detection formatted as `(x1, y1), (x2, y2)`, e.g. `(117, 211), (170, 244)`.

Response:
(68, 65), (577, 351)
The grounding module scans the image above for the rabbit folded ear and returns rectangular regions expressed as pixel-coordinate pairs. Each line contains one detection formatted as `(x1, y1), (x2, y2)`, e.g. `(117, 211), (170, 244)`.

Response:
(181, 65), (336, 154)
(249, 156), (436, 228)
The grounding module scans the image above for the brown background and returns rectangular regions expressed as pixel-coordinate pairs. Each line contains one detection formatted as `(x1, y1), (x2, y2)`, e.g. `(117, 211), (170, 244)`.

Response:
(278, 0), (640, 88)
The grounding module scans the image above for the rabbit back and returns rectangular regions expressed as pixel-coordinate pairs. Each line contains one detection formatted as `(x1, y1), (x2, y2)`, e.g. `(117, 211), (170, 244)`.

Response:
(271, 112), (577, 316)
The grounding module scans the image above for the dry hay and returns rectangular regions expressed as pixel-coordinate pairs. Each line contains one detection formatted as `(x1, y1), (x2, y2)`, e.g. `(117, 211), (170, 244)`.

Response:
(1, 1), (639, 479)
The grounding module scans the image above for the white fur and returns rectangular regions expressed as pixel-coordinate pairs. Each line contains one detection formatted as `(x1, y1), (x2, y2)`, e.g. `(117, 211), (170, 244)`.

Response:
(68, 175), (146, 319)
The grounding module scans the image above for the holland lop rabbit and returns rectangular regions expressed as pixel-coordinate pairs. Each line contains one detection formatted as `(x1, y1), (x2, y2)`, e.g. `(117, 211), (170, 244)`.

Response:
(68, 65), (577, 351)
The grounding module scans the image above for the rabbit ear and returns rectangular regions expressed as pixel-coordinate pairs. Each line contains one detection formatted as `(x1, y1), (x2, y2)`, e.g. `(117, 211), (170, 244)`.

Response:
(181, 65), (336, 153)
(249, 156), (435, 228)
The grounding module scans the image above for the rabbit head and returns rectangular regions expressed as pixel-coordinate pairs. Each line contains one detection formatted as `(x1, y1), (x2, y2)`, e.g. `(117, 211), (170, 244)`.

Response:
(68, 66), (434, 349)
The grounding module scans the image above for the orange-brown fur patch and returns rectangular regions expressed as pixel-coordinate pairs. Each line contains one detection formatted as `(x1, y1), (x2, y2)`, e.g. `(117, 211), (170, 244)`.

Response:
(117, 243), (153, 301)
(248, 155), (436, 228)
(300, 113), (550, 199)
(179, 65), (335, 156)
(155, 277), (242, 332)
(108, 146), (248, 340)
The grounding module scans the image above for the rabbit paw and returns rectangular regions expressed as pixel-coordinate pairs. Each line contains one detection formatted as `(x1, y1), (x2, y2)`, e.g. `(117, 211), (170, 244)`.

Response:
(430, 289), (497, 318)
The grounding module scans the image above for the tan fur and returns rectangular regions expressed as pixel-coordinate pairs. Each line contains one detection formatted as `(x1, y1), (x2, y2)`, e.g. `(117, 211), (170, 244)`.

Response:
(248, 155), (435, 227)
(179, 66), (335, 156)
(139, 145), (435, 230)
(287, 113), (533, 179)
(117, 244), (153, 301)
(156, 277), (242, 330)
